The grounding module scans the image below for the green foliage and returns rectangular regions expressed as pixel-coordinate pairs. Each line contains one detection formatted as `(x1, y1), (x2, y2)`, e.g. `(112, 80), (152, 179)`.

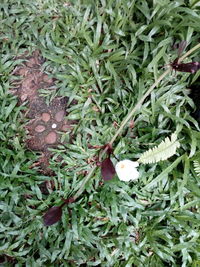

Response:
(1, 0), (200, 266)
(138, 133), (180, 164)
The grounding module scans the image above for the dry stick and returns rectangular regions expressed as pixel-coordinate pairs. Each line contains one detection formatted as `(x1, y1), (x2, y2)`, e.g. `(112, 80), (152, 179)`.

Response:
(73, 43), (200, 200)
(73, 70), (170, 200)
(109, 69), (170, 146)
(179, 43), (200, 62)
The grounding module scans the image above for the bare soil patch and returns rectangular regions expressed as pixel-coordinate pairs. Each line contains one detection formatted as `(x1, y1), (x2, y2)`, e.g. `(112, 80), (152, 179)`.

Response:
(12, 51), (76, 175)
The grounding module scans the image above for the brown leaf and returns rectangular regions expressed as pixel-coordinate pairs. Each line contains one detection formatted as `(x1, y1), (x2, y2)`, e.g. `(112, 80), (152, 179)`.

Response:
(43, 206), (62, 226)
(101, 157), (116, 181)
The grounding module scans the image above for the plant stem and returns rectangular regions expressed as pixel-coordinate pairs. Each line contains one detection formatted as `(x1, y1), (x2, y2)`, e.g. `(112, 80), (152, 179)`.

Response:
(73, 166), (96, 200)
(73, 43), (200, 200)
(109, 69), (170, 145)
(179, 43), (200, 62)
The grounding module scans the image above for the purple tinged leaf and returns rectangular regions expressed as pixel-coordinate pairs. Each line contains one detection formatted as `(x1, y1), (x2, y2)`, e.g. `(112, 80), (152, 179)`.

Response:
(170, 41), (200, 73)
(177, 41), (187, 57)
(171, 61), (200, 73)
(64, 197), (75, 204)
(101, 157), (116, 181)
(105, 143), (113, 156)
(43, 206), (62, 226)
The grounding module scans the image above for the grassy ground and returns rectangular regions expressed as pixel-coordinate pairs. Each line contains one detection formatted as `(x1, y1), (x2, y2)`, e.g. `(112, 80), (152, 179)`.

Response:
(1, 0), (200, 266)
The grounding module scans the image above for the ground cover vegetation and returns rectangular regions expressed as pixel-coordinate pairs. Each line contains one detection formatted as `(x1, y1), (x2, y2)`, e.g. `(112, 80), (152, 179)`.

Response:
(1, 0), (200, 266)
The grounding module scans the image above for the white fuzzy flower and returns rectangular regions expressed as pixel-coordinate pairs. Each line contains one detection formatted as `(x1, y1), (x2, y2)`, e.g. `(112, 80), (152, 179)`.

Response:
(115, 159), (139, 182)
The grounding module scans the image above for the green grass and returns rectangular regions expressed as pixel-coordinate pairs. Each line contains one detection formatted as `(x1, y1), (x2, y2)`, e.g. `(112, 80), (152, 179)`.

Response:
(1, 0), (200, 266)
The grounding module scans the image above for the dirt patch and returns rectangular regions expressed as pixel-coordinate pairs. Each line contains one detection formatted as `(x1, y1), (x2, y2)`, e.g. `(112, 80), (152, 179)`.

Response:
(12, 51), (76, 175)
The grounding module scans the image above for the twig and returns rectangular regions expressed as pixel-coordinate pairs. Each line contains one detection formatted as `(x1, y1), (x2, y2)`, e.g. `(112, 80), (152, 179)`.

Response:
(179, 43), (200, 62)
(72, 43), (200, 200)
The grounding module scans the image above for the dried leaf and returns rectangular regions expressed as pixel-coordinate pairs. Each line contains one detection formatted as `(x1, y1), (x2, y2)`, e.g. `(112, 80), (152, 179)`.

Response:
(171, 61), (200, 73)
(101, 157), (116, 181)
(171, 41), (200, 73)
(177, 40), (187, 57)
(64, 197), (75, 204)
(43, 206), (62, 226)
